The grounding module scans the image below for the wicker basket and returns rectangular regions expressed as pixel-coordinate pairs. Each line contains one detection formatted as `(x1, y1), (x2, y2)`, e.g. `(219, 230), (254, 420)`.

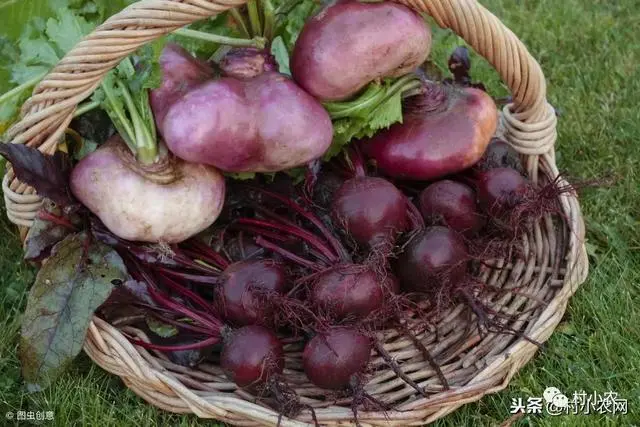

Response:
(2, 0), (588, 425)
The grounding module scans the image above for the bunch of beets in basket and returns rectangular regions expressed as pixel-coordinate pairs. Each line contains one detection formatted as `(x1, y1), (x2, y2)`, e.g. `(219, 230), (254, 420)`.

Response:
(60, 0), (573, 421)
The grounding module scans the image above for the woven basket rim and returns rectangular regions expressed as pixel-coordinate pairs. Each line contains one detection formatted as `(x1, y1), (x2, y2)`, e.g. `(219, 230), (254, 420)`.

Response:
(2, 0), (589, 425)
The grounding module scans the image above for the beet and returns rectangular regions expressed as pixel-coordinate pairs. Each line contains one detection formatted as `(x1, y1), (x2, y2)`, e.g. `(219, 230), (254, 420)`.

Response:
(220, 259), (289, 326)
(362, 82), (497, 181)
(221, 325), (284, 388)
(418, 180), (484, 236)
(311, 265), (385, 320)
(474, 167), (528, 219)
(473, 137), (524, 173)
(396, 226), (468, 293)
(291, 0), (431, 101)
(303, 328), (371, 390)
(332, 176), (409, 250)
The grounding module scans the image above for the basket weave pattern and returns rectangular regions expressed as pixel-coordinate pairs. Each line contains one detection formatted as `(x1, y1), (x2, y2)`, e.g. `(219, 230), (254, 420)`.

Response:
(3, 0), (588, 425)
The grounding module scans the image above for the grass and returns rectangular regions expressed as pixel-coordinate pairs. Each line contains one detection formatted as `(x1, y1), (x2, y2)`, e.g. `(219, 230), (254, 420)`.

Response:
(1, 0), (639, 425)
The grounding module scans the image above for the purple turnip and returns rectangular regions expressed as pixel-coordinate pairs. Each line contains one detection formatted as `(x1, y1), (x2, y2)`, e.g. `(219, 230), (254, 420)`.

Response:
(160, 71), (333, 172)
(291, 0), (431, 101)
(362, 82), (498, 180)
(150, 43), (213, 128)
(219, 47), (278, 79)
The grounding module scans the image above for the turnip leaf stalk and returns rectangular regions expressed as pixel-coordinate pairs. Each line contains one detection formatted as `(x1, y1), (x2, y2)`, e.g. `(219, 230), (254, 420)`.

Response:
(94, 47), (164, 164)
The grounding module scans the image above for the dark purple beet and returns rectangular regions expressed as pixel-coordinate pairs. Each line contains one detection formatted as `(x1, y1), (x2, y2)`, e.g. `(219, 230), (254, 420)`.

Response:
(303, 328), (371, 390)
(313, 169), (346, 208)
(221, 325), (284, 388)
(473, 138), (524, 174)
(332, 176), (408, 250)
(311, 265), (385, 320)
(396, 226), (468, 293)
(220, 259), (289, 326)
(475, 167), (529, 218)
(418, 180), (484, 236)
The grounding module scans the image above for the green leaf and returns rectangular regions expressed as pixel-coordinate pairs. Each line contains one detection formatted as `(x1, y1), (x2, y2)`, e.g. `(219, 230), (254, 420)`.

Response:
(273, 0), (318, 51)
(45, 7), (94, 55)
(19, 232), (127, 392)
(171, 13), (240, 59)
(225, 171), (259, 181)
(17, 38), (59, 69)
(270, 35), (290, 75)
(23, 199), (79, 262)
(323, 78), (408, 160)
(146, 317), (178, 338)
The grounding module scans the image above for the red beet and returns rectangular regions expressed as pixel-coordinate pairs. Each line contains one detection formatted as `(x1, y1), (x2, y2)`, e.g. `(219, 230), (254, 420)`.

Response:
(303, 328), (371, 390)
(362, 82), (497, 181)
(474, 167), (528, 219)
(473, 137), (524, 174)
(332, 176), (409, 250)
(418, 180), (484, 236)
(311, 265), (386, 320)
(220, 259), (289, 326)
(396, 226), (468, 293)
(221, 325), (284, 388)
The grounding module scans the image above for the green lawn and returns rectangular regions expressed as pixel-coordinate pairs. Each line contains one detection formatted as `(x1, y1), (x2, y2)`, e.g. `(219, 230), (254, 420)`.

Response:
(1, 0), (639, 426)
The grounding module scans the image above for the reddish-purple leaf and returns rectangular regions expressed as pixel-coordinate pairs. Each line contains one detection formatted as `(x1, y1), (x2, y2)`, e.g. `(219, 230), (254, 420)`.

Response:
(0, 142), (74, 206)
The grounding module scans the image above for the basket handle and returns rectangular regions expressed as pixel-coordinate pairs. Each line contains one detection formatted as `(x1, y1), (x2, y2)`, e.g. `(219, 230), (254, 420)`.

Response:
(2, 0), (557, 229)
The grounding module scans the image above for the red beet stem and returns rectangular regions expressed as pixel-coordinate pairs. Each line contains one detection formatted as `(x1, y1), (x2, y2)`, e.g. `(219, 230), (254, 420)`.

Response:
(254, 236), (323, 271)
(345, 146), (366, 178)
(37, 210), (77, 231)
(236, 218), (337, 262)
(147, 285), (223, 332)
(129, 336), (220, 351)
(169, 245), (220, 273)
(245, 185), (349, 260)
(182, 238), (230, 269)
(303, 159), (322, 205)
(157, 267), (221, 285)
(230, 224), (292, 243)
(156, 270), (217, 310)
(405, 196), (425, 230)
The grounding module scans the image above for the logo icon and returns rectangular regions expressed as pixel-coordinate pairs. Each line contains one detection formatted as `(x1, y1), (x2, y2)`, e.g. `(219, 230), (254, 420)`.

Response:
(543, 386), (569, 408)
